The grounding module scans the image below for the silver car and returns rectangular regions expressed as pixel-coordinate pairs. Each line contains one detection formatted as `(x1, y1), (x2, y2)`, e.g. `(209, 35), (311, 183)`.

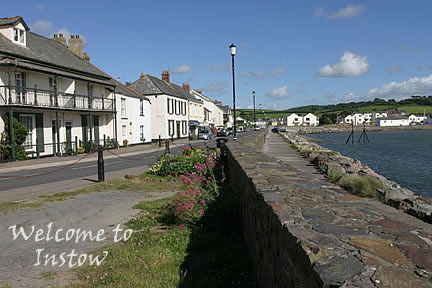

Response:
(198, 129), (213, 140)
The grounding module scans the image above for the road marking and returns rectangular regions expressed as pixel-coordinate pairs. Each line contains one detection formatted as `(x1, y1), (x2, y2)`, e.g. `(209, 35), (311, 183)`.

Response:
(72, 164), (96, 170)
(106, 161), (124, 166)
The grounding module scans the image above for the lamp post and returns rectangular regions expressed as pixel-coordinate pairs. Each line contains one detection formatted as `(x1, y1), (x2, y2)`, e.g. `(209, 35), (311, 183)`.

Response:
(253, 90), (256, 130)
(230, 43), (237, 140)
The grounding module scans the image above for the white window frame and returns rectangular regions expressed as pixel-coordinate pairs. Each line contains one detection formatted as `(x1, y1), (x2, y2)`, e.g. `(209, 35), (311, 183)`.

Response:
(121, 98), (126, 118)
(122, 125), (127, 140)
(140, 125), (144, 141)
(19, 114), (36, 151)
(140, 99), (144, 116)
(13, 27), (26, 45)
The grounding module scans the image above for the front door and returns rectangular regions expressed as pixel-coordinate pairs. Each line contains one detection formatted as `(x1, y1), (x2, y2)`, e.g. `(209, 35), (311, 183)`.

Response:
(176, 121), (181, 139)
(51, 120), (61, 154)
(65, 121), (72, 152)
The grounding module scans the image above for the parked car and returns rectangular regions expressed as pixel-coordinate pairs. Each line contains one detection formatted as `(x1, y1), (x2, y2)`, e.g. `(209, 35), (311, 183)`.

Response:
(271, 126), (286, 133)
(198, 129), (213, 140)
(236, 126), (244, 133)
(226, 127), (233, 136)
(217, 127), (227, 137)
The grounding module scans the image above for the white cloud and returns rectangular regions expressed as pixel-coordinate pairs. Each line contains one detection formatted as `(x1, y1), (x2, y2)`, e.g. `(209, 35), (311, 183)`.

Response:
(201, 81), (229, 96)
(240, 67), (285, 79)
(30, 20), (54, 37)
(208, 63), (230, 72)
(266, 86), (290, 99)
(366, 74), (432, 100)
(315, 7), (325, 16)
(318, 51), (369, 77)
(35, 4), (44, 11)
(328, 4), (366, 19)
(388, 66), (403, 73)
(296, 87), (306, 94)
(170, 65), (192, 74)
(343, 92), (361, 101)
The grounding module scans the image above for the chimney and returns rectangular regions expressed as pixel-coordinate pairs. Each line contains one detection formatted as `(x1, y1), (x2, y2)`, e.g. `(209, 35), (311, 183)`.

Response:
(83, 52), (90, 63)
(68, 34), (83, 58)
(140, 72), (145, 79)
(52, 33), (66, 46)
(162, 70), (170, 83)
(182, 83), (190, 93)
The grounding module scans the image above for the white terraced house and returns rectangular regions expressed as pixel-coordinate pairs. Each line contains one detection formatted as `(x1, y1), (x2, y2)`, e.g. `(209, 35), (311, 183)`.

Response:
(0, 16), (119, 160)
(130, 71), (195, 141)
(284, 113), (319, 126)
(190, 89), (224, 128)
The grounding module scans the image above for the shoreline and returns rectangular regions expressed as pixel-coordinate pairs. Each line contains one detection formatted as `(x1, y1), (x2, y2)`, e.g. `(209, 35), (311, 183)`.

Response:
(286, 124), (432, 134)
(279, 130), (432, 224)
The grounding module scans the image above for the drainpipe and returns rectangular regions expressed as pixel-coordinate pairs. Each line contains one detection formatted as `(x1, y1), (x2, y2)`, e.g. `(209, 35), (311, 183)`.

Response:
(8, 108), (15, 161)
(56, 111), (60, 156)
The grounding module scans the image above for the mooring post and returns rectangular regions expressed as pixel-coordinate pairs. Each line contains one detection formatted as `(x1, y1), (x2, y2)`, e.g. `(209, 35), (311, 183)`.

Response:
(97, 145), (105, 182)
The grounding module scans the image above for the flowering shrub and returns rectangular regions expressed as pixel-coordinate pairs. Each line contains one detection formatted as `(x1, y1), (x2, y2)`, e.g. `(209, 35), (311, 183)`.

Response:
(148, 154), (170, 175)
(161, 149), (220, 226)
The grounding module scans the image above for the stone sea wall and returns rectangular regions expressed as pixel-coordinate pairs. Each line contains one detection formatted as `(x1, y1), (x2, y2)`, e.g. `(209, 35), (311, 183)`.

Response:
(223, 130), (432, 287)
(280, 130), (432, 224)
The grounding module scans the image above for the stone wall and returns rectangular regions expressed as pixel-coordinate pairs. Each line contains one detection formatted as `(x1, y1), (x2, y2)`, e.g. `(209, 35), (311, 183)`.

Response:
(223, 130), (432, 287)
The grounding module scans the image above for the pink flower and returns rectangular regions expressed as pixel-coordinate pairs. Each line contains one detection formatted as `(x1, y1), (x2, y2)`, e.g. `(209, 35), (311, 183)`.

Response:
(217, 151), (221, 157)
(199, 209), (204, 215)
(200, 200), (205, 205)
(179, 224), (185, 229)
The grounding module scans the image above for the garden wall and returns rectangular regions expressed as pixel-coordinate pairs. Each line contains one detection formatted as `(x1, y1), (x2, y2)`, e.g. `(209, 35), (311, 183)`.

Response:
(222, 130), (432, 287)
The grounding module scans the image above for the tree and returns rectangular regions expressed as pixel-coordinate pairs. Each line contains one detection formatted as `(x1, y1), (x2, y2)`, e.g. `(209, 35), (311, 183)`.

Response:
(3, 113), (28, 160)
(320, 115), (333, 125)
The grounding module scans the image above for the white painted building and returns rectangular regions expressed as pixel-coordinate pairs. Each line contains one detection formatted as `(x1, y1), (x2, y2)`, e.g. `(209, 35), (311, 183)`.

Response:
(344, 112), (373, 125)
(130, 71), (193, 140)
(408, 114), (427, 125)
(114, 82), (151, 146)
(284, 113), (319, 126)
(376, 117), (410, 127)
(0, 16), (117, 159)
(190, 90), (224, 127)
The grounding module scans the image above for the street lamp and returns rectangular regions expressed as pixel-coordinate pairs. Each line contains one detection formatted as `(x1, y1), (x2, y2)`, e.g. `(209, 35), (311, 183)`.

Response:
(253, 90), (256, 130)
(230, 43), (237, 140)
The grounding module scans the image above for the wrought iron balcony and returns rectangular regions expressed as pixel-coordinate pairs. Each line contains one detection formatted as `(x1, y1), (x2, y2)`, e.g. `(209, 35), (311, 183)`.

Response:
(0, 86), (114, 112)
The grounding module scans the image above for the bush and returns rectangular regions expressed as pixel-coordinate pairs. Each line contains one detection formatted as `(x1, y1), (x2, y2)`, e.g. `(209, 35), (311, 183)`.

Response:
(326, 169), (344, 183)
(3, 113), (28, 160)
(338, 175), (384, 199)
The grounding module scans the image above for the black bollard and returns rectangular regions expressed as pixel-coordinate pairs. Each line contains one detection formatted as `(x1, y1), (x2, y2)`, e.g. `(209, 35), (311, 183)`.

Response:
(158, 135), (161, 147)
(97, 145), (105, 182)
(165, 140), (170, 154)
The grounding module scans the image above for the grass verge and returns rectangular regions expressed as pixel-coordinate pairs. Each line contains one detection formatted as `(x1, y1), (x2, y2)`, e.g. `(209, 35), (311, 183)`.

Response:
(0, 175), (187, 214)
(70, 182), (256, 287)
(338, 174), (385, 199)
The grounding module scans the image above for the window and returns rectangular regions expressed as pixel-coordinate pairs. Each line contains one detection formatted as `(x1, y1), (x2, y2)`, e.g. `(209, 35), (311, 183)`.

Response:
(182, 102), (187, 116)
(182, 121), (187, 135)
(180, 101), (183, 115)
(167, 98), (173, 114)
(175, 100), (179, 115)
(140, 125), (144, 141)
(122, 125), (127, 140)
(121, 98), (126, 117)
(13, 28), (25, 44)
(20, 115), (35, 151)
(140, 99), (144, 116)
(168, 120), (174, 136)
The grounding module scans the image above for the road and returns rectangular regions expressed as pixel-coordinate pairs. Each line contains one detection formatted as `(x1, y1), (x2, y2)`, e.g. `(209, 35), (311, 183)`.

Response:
(0, 131), (254, 202)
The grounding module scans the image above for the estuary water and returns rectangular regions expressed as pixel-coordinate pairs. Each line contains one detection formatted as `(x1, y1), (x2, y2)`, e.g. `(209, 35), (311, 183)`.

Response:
(306, 129), (432, 197)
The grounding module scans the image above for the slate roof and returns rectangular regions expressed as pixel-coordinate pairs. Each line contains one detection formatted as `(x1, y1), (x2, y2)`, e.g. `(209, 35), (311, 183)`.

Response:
(0, 16), (29, 30)
(220, 105), (231, 114)
(0, 30), (111, 82)
(379, 116), (409, 120)
(130, 74), (197, 102)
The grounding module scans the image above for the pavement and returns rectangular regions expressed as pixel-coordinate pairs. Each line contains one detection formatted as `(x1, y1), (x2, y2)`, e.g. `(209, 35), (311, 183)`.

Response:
(0, 138), (210, 203)
(0, 190), (175, 287)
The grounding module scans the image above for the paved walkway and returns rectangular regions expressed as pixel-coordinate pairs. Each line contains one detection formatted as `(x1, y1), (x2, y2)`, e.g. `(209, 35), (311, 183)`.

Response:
(263, 131), (326, 180)
(0, 190), (175, 287)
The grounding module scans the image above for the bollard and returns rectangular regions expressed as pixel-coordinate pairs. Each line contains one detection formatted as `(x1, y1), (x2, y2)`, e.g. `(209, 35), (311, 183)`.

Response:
(97, 145), (105, 182)
(158, 135), (161, 147)
(165, 140), (170, 154)
(171, 135), (174, 143)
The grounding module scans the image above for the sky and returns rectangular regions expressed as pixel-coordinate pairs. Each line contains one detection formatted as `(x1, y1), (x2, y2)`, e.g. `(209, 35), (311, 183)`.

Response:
(3, 1), (432, 110)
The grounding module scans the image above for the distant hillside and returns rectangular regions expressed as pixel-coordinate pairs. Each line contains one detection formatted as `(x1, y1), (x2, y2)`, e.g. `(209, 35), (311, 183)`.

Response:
(238, 96), (432, 124)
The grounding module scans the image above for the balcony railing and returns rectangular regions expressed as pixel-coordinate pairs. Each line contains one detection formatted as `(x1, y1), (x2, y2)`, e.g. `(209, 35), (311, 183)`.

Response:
(0, 86), (114, 111)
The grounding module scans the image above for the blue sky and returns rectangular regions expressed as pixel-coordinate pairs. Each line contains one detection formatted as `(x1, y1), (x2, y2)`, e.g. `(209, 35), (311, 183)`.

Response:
(4, 1), (432, 109)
